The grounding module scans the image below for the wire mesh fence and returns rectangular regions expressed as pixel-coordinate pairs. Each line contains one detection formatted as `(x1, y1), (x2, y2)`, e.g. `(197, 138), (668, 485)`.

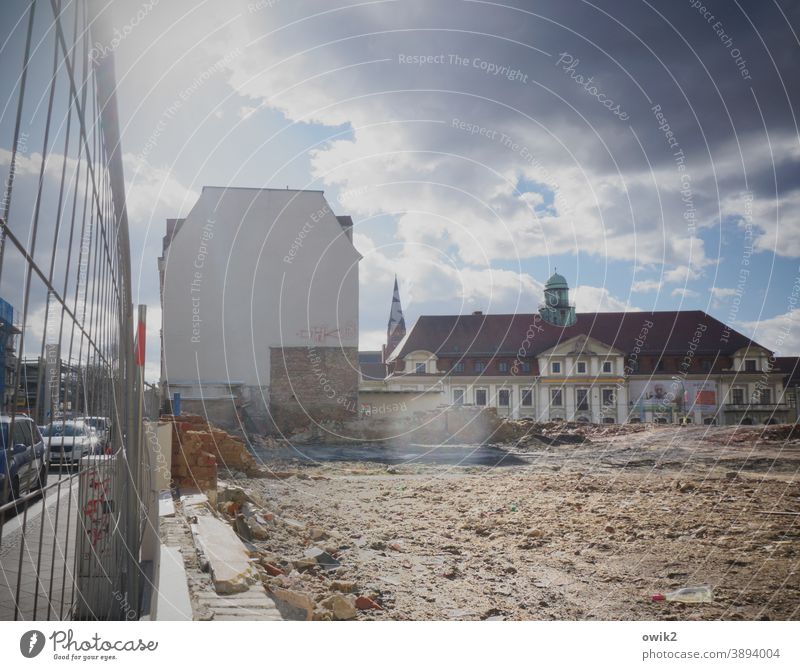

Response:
(0, 0), (140, 621)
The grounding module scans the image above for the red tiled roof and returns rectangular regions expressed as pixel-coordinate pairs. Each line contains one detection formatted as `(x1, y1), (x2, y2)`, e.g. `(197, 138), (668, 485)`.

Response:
(390, 311), (762, 361)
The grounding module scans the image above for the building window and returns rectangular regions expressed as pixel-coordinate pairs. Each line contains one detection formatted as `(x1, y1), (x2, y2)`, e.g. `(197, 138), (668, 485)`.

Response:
(453, 361), (464, 373)
(415, 362), (426, 374)
(551, 388), (563, 407)
(551, 361), (561, 374)
(656, 359), (665, 372)
(744, 359), (757, 372)
(602, 361), (613, 373)
(731, 387), (745, 405)
(453, 389), (465, 405)
(754, 388), (771, 404)
(474, 361), (485, 373)
(601, 388), (615, 406)
(498, 361), (509, 373)
(576, 361), (587, 374)
(521, 388), (533, 406)
(576, 388), (589, 411)
(702, 360), (712, 373)
(603, 417), (616, 424)
(475, 388), (487, 406)
(498, 389), (510, 406)
(520, 362), (531, 373)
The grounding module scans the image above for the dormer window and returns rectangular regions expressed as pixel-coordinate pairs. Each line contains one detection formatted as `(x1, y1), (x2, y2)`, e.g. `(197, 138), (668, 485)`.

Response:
(602, 361), (612, 374)
(577, 361), (587, 374)
(744, 359), (757, 372)
(551, 361), (561, 374)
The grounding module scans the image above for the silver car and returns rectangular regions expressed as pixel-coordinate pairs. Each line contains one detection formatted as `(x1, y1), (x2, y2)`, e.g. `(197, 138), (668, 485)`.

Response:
(41, 421), (98, 468)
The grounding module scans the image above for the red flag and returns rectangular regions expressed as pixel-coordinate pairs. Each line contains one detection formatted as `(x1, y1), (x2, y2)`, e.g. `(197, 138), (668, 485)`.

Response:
(135, 320), (146, 366)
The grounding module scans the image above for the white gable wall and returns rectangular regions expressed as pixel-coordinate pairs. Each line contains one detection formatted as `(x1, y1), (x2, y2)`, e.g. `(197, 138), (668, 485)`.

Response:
(161, 188), (359, 392)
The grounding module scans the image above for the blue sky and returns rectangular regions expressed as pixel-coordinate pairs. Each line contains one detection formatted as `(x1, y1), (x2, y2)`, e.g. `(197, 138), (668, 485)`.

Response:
(1, 0), (799, 380)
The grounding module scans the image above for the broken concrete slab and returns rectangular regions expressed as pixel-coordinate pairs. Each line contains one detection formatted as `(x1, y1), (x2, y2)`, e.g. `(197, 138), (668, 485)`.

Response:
(181, 492), (211, 517)
(154, 546), (192, 620)
(158, 491), (175, 518)
(194, 515), (257, 595)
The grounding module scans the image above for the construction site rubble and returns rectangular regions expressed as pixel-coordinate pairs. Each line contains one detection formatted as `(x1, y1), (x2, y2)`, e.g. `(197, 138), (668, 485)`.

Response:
(163, 418), (800, 620)
(229, 423), (800, 620)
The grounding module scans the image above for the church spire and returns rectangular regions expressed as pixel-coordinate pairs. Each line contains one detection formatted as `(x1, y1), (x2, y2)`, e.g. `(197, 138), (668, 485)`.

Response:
(384, 275), (406, 361)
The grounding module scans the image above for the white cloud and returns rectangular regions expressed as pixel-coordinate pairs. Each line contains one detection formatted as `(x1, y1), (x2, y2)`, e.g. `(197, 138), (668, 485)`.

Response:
(573, 285), (640, 312)
(709, 286), (738, 308)
(238, 105), (259, 120)
(359, 328), (386, 351)
(209, 2), (746, 283)
(124, 154), (199, 224)
(631, 279), (661, 293)
(671, 287), (700, 299)
(741, 309), (800, 355)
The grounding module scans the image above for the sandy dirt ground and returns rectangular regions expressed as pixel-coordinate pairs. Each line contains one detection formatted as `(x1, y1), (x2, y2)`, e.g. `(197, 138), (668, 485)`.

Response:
(235, 424), (800, 620)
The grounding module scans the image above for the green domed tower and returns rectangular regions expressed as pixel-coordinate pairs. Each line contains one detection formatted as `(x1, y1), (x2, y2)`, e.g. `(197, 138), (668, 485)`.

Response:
(539, 270), (576, 326)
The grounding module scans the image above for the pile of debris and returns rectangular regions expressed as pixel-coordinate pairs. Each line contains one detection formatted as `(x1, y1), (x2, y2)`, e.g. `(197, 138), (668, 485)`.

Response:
(180, 479), (384, 620)
(497, 419), (653, 449)
(166, 414), (270, 501)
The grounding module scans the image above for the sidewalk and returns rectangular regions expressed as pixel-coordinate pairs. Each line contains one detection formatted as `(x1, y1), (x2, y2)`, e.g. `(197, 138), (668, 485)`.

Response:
(0, 476), (80, 621)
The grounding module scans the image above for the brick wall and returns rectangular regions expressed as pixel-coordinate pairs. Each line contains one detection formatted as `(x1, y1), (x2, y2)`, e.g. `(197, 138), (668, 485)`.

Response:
(166, 414), (263, 496)
(269, 346), (359, 433)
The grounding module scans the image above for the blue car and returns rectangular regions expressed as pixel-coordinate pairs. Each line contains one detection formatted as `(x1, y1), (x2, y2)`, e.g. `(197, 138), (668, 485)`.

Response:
(0, 415), (49, 506)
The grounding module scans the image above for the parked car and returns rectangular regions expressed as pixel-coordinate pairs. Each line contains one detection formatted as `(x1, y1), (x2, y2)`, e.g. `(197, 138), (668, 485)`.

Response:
(81, 416), (111, 452)
(41, 420), (98, 468)
(0, 415), (49, 506)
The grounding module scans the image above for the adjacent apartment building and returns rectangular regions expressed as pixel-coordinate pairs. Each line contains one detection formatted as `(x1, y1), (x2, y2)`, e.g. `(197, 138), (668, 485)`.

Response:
(159, 187), (361, 432)
(362, 273), (799, 426)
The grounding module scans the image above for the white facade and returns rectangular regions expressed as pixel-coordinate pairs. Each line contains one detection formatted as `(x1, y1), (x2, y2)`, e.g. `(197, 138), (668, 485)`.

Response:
(369, 337), (794, 426)
(160, 187), (360, 401)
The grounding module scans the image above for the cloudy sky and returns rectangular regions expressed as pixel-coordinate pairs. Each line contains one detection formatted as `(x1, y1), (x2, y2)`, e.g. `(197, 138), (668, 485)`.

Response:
(2, 0), (799, 380)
